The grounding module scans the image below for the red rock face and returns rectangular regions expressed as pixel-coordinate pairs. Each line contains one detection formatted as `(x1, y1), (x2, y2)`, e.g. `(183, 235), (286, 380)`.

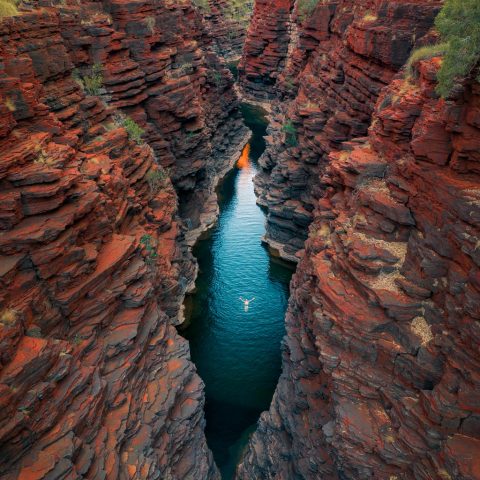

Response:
(238, 0), (295, 99)
(247, 0), (441, 262)
(237, 52), (480, 480)
(197, 0), (253, 62)
(0, 1), (247, 477)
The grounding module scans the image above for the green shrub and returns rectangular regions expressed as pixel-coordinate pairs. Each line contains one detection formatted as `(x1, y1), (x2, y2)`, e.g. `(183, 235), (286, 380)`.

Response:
(434, 0), (480, 97)
(283, 77), (296, 93)
(225, 0), (252, 25)
(0, 308), (18, 325)
(282, 120), (298, 147)
(208, 70), (222, 87)
(74, 63), (104, 96)
(362, 12), (377, 22)
(192, 0), (210, 12)
(0, 0), (18, 19)
(297, 0), (318, 22)
(140, 234), (158, 264)
(71, 333), (83, 345)
(145, 167), (169, 193)
(122, 117), (145, 145)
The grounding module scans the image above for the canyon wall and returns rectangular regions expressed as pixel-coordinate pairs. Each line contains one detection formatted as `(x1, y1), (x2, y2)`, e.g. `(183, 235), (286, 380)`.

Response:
(238, 0), (294, 99)
(0, 0), (247, 477)
(244, 0), (442, 261)
(238, 1), (480, 479)
(196, 0), (253, 62)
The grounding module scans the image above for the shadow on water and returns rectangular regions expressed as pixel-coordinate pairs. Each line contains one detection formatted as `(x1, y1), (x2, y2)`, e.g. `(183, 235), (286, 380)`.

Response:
(179, 103), (294, 479)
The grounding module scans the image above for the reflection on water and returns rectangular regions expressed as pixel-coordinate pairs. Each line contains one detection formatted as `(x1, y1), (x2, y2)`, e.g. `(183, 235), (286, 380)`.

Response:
(236, 143), (250, 169)
(180, 104), (293, 479)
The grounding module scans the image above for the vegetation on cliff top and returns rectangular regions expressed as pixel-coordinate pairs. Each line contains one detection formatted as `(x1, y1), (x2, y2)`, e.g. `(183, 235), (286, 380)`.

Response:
(435, 0), (480, 97)
(406, 0), (480, 97)
(296, 0), (318, 22)
(191, 0), (252, 25)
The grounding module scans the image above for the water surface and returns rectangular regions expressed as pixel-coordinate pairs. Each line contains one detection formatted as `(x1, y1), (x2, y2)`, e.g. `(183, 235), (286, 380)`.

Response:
(180, 104), (293, 479)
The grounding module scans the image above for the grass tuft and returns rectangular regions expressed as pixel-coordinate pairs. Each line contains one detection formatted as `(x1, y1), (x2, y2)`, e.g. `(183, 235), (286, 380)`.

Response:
(362, 12), (377, 22)
(0, 0), (18, 19)
(0, 308), (18, 325)
(405, 43), (449, 79)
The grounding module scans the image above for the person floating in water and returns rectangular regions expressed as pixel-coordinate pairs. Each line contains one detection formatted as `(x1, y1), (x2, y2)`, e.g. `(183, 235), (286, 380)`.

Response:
(239, 297), (255, 312)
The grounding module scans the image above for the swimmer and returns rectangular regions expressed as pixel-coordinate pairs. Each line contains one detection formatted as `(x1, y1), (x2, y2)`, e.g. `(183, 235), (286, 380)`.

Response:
(239, 297), (255, 312)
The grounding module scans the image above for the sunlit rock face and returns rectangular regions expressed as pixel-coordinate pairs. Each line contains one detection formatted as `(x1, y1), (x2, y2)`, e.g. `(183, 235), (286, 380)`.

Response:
(236, 2), (480, 477)
(0, 0), (248, 477)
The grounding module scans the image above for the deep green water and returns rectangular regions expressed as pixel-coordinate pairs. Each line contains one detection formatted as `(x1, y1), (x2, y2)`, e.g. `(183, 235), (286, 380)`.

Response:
(180, 104), (293, 479)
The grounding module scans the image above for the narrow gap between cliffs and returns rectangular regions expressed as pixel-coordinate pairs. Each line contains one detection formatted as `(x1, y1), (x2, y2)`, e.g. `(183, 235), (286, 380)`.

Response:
(178, 102), (296, 479)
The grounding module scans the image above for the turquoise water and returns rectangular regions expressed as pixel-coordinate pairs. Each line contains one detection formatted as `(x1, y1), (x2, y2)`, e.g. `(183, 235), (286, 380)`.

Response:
(180, 104), (293, 479)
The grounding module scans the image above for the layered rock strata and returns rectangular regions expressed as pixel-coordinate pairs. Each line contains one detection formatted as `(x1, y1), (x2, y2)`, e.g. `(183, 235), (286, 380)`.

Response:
(57, 0), (248, 236)
(0, 1), (247, 477)
(238, 0), (295, 99)
(196, 0), (253, 62)
(237, 57), (480, 479)
(248, 0), (442, 261)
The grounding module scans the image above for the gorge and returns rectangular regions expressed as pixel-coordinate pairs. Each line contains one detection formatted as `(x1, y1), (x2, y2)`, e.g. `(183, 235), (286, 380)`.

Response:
(0, 0), (479, 479)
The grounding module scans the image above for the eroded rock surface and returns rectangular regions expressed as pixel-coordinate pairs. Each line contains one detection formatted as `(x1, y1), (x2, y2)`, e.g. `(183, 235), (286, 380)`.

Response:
(0, 0), (248, 477)
(238, 0), (295, 99)
(245, 0), (441, 261)
(196, 0), (253, 62)
(237, 55), (480, 479)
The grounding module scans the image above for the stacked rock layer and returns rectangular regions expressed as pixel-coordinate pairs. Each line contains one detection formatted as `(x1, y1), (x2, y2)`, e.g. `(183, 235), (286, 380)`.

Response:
(244, 0), (442, 261)
(197, 0), (253, 62)
(0, 0), (248, 478)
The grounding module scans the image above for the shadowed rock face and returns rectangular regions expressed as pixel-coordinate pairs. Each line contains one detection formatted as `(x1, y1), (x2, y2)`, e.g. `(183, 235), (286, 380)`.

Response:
(0, 0), (248, 478)
(238, 0), (295, 99)
(196, 0), (253, 62)
(237, 4), (480, 477)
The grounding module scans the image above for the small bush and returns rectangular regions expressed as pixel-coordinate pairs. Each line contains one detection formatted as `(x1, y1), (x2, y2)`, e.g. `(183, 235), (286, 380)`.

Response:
(434, 0), (480, 98)
(282, 120), (298, 147)
(208, 70), (222, 87)
(122, 117), (145, 145)
(179, 62), (194, 75)
(297, 0), (318, 22)
(140, 234), (158, 264)
(71, 334), (83, 345)
(0, 0), (18, 19)
(74, 63), (104, 96)
(283, 77), (295, 91)
(192, 0), (210, 12)
(0, 308), (18, 325)
(145, 167), (169, 193)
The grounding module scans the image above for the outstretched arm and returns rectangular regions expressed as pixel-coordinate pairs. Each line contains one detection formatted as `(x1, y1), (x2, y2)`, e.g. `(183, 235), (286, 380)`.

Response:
(239, 297), (245, 302)
(249, 297), (255, 302)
